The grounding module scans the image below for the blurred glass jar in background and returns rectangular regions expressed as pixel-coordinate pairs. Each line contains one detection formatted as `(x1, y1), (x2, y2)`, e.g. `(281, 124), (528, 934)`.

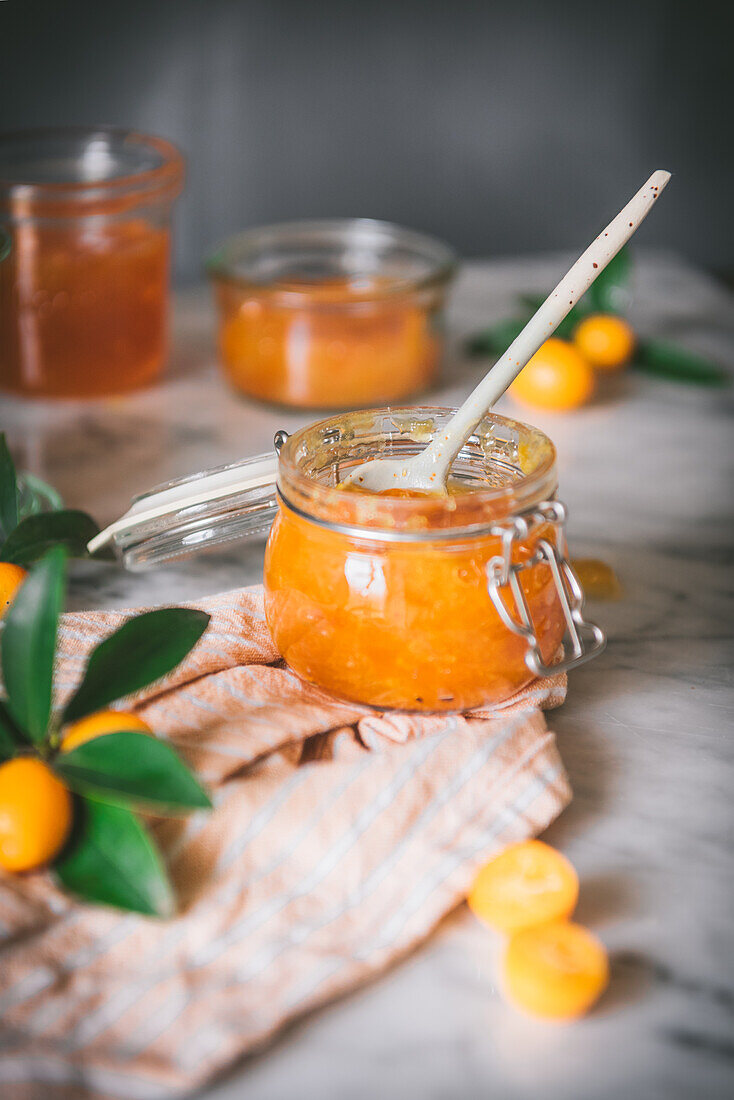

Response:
(0, 128), (184, 397)
(207, 219), (456, 409)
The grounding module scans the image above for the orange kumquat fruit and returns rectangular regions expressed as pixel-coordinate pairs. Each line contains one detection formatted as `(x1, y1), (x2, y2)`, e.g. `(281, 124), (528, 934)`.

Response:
(0, 758), (73, 872)
(573, 314), (635, 370)
(0, 562), (28, 618)
(468, 839), (579, 932)
(61, 709), (152, 752)
(509, 338), (595, 411)
(502, 920), (609, 1020)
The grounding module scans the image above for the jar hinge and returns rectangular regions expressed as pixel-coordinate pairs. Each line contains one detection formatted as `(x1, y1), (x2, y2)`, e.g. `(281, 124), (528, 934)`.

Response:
(486, 501), (606, 677)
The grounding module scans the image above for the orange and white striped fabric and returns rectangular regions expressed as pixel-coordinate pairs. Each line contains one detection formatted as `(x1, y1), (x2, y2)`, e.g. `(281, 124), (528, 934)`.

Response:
(0, 586), (571, 1100)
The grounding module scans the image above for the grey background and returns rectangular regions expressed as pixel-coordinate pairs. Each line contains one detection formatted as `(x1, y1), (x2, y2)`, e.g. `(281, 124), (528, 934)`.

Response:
(2, 0), (732, 281)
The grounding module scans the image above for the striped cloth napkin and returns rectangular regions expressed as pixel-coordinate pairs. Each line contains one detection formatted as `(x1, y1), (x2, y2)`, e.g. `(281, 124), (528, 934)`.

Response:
(0, 585), (571, 1100)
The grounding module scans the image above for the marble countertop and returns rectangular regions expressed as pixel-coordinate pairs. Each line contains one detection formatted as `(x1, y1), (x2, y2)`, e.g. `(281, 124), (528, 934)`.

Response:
(2, 252), (733, 1100)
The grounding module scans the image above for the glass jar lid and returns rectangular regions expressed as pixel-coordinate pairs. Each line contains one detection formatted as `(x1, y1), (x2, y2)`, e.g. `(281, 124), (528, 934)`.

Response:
(90, 451), (280, 571)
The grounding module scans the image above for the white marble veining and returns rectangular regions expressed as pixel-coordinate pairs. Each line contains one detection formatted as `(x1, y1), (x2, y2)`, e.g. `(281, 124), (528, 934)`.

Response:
(1, 252), (732, 1099)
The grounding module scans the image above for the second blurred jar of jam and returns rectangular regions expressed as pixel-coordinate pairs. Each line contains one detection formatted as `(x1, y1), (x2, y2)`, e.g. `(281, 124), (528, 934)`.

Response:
(0, 128), (184, 397)
(207, 219), (456, 409)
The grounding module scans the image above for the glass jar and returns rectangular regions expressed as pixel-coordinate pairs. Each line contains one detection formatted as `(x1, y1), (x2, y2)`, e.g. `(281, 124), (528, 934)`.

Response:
(206, 220), (456, 409)
(0, 127), (185, 397)
(96, 408), (605, 713)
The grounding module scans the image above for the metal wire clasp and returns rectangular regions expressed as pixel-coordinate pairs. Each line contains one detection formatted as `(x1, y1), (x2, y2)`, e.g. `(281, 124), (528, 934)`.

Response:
(486, 501), (606, 677)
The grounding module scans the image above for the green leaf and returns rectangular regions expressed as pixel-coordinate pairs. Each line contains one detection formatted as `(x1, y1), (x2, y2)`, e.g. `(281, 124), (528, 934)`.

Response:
(633, 339), (729, 387)
(588, 245), (631, 314)
(555, 304), (591, 340)
(518, 293), (547, 313)
(0, 709), (17, 762)
(465, 318), (527, 357)
(0, 699), (28, 760)
(468, 297), (594, 359)
(0, 434), (19, 541)
(2, 547), (66, 745)
(55, 798), (174, 916)
(55, 731), (211, 813)
(0, 728), (14, 763)
(1, 509), (100, 566)
(63, 608), (210, 723)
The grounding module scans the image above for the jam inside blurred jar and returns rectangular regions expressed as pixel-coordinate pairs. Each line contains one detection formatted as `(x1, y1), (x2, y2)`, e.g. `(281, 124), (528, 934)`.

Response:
(264, 408), (568, 712)
(207, 220), (456, 409)
(0, 128), (184, 397)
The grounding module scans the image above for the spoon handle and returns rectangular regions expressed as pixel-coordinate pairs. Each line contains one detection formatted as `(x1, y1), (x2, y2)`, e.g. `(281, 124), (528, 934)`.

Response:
(423, 169), (671, 477)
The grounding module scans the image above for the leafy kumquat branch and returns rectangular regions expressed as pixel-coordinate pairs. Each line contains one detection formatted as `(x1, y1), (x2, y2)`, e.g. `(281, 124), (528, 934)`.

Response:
(466, 246), (729, 402)
(0, 432), (101, 568)
(0, 546), (212, 916)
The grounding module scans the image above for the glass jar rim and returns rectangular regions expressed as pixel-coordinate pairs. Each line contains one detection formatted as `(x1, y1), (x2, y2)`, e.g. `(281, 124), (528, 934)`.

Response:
(278, 406), (558, 539)
(206, 218), (457, 304)
(0, 126), (185, 216)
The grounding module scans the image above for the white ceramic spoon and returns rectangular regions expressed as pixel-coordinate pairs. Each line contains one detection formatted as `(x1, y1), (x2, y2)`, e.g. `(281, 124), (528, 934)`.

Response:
(344, 169), (670, 493)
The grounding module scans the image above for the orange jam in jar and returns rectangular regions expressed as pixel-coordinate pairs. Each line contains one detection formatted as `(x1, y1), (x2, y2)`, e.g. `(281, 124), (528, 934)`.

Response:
(0, 128), (184, 397)
(207, 220), (456, 409)
(264, 408), (594, 712)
